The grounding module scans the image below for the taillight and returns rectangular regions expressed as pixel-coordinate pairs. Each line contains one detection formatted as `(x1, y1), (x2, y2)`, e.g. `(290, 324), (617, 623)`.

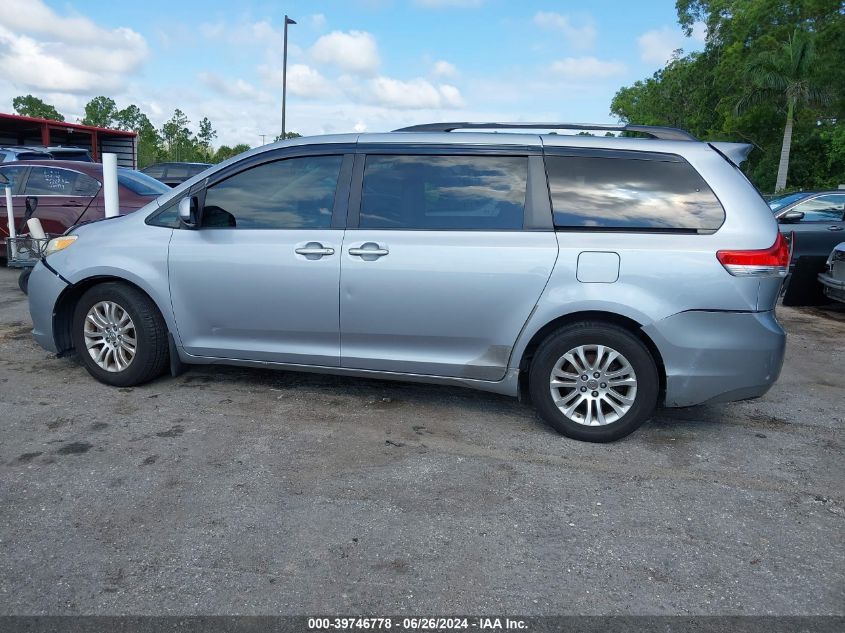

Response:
(717, 232), (790, 277)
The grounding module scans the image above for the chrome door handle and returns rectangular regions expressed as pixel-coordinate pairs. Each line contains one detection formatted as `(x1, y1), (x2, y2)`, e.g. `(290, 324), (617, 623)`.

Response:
(295, 243), (335, 259)
(828, 225), (843, 231)
(349, 248), (389, 256)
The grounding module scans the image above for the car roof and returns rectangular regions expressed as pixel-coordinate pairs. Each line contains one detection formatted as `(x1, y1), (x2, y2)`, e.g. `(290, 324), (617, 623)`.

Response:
(1, 159), (105, 176)
(144, 161), (211, 167)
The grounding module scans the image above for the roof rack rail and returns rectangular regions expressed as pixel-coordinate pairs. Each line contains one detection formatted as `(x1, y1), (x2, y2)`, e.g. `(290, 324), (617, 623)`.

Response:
(392, 122), (697, 141)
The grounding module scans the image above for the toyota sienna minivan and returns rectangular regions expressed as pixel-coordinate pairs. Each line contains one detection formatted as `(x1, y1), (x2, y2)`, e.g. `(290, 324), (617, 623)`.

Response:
(26, 123), (788, 442)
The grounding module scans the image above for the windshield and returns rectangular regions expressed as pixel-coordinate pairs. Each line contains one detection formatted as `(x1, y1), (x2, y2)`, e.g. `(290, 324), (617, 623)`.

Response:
(768, 192), (807, 212)
(118, 169), (171, 196)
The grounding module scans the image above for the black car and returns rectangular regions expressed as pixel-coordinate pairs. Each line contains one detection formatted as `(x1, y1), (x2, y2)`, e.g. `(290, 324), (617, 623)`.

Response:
(141, 162), (211, 187)
(0, 146), (53, 162)
(770, 190), (845, 304)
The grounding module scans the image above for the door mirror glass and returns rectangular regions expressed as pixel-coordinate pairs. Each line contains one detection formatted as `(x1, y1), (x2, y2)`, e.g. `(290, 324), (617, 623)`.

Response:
(780, 210), (804, 223)
(178, 196), (198, 228)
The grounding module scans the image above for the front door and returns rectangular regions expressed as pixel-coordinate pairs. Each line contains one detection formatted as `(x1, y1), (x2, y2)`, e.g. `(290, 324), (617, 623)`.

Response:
(169, 153), (351, 366)
(340, 152), (558, 381)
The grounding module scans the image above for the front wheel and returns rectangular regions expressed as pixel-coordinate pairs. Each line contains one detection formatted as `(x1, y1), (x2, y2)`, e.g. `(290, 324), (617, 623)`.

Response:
(71, 282), (169, 387)
(529, 322), (659, 442)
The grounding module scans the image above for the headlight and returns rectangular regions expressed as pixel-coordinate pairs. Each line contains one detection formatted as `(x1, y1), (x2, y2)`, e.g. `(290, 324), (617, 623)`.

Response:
(44, 235), (77, 256)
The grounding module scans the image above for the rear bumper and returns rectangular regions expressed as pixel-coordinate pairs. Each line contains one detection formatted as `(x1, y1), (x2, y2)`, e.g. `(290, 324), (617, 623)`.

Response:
(818, 272), (845, 303)
(643, 310), (786, 408)
(27, 261), (69, 354)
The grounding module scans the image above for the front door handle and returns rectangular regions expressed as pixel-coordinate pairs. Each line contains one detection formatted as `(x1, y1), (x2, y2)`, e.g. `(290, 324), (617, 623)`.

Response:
(828, 225), (843, 231)
(349, 242), (389, 259)
(295, 242), (335, 259)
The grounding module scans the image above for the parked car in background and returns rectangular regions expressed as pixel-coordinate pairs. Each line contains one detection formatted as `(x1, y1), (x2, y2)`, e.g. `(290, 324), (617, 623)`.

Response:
(41, 146), (94, 162)
(770, 190), (845, 305)
(26, 122), (788, 443)
(819, 242), (845, 304)
(0, 160), (169, 247)
(141, 162), (211, 187)
(0, 146), (53, 162)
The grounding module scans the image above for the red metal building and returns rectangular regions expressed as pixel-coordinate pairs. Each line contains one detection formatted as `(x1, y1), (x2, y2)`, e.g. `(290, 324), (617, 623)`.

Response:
(0, 112), (138, 168)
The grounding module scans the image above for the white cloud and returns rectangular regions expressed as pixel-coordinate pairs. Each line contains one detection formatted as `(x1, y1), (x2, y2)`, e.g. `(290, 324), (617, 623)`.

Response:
(198, 72), (270, 102)
(287, 65), (336, 99)
(533, 11), (597, 50)
(638, 23), (706, 66)
(432, 60), (459, 78)
(549, 57), (625, 79)
(367, 77), (464, 109)
(310, 30), (380, 76)
(0, 0), (147, 93)
(414, 0), (484, 7)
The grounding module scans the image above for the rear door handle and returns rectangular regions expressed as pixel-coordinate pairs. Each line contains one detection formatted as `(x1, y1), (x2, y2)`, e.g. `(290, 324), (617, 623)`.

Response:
(62, 200), (84, 207)
(828, 225), (843, 231)
(295, 242), (335, 259)
(349, 243), (389, 258)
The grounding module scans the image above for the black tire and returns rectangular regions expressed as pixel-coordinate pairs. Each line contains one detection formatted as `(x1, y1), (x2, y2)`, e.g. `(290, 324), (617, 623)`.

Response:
(71, 282), (169, 387)
(529, 322), (659, 442)
(18, 268), (31, 295)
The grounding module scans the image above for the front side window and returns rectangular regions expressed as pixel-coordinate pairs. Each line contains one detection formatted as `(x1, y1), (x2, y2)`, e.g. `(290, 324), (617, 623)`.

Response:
(201, 155), (342, 229)
(546, 155), (725, 232)
(791, 194), (845, 222)
(24, 167), (100, 197)
(359, 155), (528, 230)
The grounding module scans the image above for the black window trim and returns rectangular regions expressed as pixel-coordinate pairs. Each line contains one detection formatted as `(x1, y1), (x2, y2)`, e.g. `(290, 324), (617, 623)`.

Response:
(542, 148), (726, 235)
(347, 145), (552, 232)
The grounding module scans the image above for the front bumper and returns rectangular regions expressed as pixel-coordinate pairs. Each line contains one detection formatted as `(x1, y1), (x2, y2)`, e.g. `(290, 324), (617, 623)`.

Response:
(818, 272), (845, 303)
(643, 310), (786, 408)
(27, 261), (69, 354)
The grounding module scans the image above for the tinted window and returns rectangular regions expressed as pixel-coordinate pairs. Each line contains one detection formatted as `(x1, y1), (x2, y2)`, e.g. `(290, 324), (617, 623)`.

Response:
(118, 170), (170, 196)
(25, 167), (100, 197)
(360, 155), (527, 230)
(165, 165), (190, 178)
(141, 165), (165, 179)
(202, 155), (342, 229)
(546, 155), (725, 232)
(0, 165), (27, 191)
(791, 195), (845, 222)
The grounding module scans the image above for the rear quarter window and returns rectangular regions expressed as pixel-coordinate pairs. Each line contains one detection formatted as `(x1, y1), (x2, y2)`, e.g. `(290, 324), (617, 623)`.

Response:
(546, 154), (725, 233)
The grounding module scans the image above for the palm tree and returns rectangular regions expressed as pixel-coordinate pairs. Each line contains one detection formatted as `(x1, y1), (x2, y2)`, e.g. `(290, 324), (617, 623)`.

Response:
(737, 30), (830, 192)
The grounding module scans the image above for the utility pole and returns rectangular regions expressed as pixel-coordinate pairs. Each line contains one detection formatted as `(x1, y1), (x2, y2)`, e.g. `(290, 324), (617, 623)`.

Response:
(281, 14), (296, 139)
(260, 134), (267, 145)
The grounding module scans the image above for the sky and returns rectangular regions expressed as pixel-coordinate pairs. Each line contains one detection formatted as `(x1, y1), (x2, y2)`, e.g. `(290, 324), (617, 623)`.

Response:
(0, 0), (706, 147)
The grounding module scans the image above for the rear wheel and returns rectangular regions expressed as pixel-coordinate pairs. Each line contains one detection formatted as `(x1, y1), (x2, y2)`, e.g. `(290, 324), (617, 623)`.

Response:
(529, 322), (659, 442)
(71, 283), (169, 387)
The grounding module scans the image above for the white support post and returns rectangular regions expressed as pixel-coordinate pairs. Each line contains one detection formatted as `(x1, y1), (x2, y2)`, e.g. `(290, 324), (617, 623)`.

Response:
(5, 186), (15, 260)
(102, 153), (120, 218)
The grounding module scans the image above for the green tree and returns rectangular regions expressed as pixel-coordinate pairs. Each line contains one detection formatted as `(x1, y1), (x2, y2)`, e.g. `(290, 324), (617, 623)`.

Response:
(610, 0), (844, 193)
(212, 144), (251, 163)
(197, 117), (217, 162)
(737, 30), (830, 191)
(114, 104), (162, 169)
(274, 131), (302, 141)
(161, 109), (193, 162)
(12, 95), (64, 121)
(82, 96), (118, 128)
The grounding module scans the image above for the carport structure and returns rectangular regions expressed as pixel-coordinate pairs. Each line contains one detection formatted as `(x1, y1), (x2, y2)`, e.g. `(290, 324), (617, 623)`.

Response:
(0, 112), (138, 168)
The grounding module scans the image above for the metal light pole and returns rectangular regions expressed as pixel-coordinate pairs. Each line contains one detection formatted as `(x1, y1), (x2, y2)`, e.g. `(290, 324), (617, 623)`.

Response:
(281, 14), (296, 139)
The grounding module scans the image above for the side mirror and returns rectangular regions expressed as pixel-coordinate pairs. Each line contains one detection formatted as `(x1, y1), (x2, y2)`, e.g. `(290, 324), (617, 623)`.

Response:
(779, 210), (804, 224)
(178, 196), (199, 228)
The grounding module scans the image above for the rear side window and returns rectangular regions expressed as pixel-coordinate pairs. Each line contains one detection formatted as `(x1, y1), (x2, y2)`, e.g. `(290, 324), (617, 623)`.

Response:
(546, 155), (725, 232)
(25, 167), (100, 197)
(201, 155), (342, 229)
(360, 155), (527, 230)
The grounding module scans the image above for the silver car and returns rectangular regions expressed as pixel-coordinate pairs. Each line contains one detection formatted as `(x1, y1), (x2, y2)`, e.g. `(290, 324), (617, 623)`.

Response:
(26, 123), (788, 442)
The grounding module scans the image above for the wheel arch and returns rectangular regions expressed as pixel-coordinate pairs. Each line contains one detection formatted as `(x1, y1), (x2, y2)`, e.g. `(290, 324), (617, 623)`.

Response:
(53, 275), (173, 354)
(516, 310), (666, 403)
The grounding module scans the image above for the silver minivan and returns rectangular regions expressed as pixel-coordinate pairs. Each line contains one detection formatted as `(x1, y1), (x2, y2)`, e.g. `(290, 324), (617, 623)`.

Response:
(26, 123), (788, 442)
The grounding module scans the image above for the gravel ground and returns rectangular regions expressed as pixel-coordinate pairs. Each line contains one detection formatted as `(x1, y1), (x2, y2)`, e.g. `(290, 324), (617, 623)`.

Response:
(0, 265), (842, 615)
